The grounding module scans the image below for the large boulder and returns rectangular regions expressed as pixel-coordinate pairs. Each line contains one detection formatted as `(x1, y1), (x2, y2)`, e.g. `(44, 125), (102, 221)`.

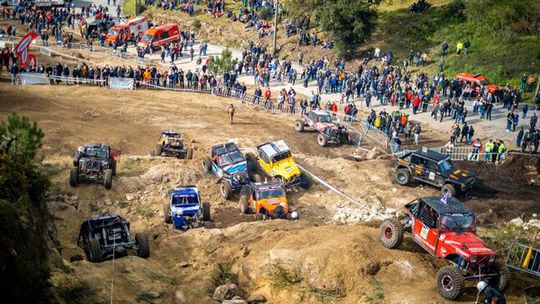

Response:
(213, 283), (238, 301)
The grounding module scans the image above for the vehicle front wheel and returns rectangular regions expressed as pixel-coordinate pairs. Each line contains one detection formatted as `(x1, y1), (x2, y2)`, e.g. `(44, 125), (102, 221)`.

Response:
(317, 134), (328, 147)
(202, 202), (211, 221)
(394, 168), (410, 185)
(220, 180), (232, 200)
(135, 232), (150, 259)
(379, 218), (404, 249)
(490, 261), (509, 292)
(163, 202), (172, 224)
(294, 120), (305, 132)
(69, 167), (78, 187)
(104, 169), (113, 190)
(186, 148), (193, 160)
(202, 157), (212, 173)
(155, 144), (163, 156)
(87, 238), (102, 263)
(299, 171), (312, 190)
(441, 183), (456, 197)
(436, 266), (464, 300)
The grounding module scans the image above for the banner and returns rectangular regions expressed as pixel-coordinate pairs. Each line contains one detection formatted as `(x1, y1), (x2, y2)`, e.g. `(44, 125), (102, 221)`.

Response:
(109, 77), (134, 90)
(15, 32), (39, 68)
(21, 73), (47, 85)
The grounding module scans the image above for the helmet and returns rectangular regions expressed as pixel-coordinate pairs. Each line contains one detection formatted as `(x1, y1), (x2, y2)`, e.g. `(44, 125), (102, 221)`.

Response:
(477, 281), (488, 292)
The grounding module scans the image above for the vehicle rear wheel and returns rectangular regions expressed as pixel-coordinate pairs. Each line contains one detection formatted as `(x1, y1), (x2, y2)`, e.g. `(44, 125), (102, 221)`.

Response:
(69, 167), (78, 187)
(245, 153), (258, 173)
(299, 171), (312, 190)
(379, 218), (404, 249)
(441, 183), (456, 197)
(436, 266), (464, 300)
(104, 169), (113, 190)
(155, 144), (163, 156)
(202, 157), (211, 173)
(111, 158), (117, 176)
(239, 192), (250, 214)
(87, 238), (102, 263)
(317, 134), (328, 147)
(186, 148), (193, 160)
(163, 202), (172, 224)
(135, 232), (150, 259)
(294, 120), (305, 132)
(220, 180), (232, 199)
(394, 168), (410, 185)
(202, 202), (211, 221)
(255, 213), (265, 221)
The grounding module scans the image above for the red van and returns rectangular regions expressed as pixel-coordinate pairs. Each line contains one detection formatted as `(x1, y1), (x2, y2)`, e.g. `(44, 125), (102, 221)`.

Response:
(137, 23), (180, 53)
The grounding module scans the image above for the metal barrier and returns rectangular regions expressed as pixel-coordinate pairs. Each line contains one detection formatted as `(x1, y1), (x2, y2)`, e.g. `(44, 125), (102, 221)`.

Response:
(506, 243), (540, 277)
(435, 146), (507, 162)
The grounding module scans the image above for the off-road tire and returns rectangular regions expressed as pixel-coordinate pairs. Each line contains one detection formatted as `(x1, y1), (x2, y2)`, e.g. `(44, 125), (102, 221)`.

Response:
(379, 218), (404, 249)
(150, 149), (155, 156)
(87, 238), (102, 263)
(271, 205), (286, 219)
(111, 158), (117, 176)
(203, 221), (212, 229)
(255, 213), (265, 221)
(441, 183), (456, 197)
(135, 232), (150, 259)
(104, 169), (113, 190)
(163, 202), (172, 224)
(155, 144), (163, 156)
(436, 266), (464, 300)
(491, 261), (509, 291)
(317, 134), (328, 147)
(299, 171), (312, 189)
(395, 168), (411, 185)
(202, 202), (211, 221)
(186, 148), (193, 160)
(245, 153), (258, 173)
(294, 120), (305, 132)
(69, 167), (78, 187)
(220, 180), (232, 200)
(202, 157), (212, 173)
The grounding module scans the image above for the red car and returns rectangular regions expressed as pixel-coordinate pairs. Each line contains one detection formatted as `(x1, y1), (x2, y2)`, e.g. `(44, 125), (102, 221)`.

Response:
(456, 73), (500, 94)
(379, 196), (508, 300)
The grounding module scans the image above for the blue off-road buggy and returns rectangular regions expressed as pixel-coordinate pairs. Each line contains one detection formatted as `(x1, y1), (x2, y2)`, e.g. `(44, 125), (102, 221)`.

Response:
(202, 142), (254, 199)
(77, 215), (150, 263)
(163, 186), (212, 231)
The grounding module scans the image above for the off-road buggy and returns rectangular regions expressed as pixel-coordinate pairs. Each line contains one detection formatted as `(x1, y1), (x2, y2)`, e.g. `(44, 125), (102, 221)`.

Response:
(202, 142), (251, 199)
(379, 196), (508, 300)
(69, 143), (120, 189)
(239, 181), (298, 220)
(294, 109), (353, 147)
(245, 140), (311, 189)
(163, 186), (211, 231)
(394, 148), (475, 197)
(151, 131), (193, 159)
(77, 215), (150, 262)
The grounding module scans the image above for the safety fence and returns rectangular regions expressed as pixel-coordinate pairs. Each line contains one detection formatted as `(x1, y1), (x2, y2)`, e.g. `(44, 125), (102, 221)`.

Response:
(506, 242), (540, 278)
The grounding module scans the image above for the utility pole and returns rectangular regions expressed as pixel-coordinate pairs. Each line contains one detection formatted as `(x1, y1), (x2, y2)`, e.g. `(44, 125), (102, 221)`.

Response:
(272, 0), (278, 56)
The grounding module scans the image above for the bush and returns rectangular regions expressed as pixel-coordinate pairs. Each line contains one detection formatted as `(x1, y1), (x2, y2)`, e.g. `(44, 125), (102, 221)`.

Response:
(192, 19), (201, 31)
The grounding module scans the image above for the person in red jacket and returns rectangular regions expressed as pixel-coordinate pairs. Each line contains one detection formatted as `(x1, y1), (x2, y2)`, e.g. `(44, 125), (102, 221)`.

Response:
(471, 138), (483, 160)
(406, 90), (413, 108)
(264, 87), (272, 108)
(331, 102), (338, 119)
(412, 95), (421, 114)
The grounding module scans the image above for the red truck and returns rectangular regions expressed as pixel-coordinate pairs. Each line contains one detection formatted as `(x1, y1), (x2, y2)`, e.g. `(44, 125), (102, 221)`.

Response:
(456, 73), (500, 94)
(137, 23), (180, 53)
(379, 196), (508, 300)
(105, 16), (148, 45)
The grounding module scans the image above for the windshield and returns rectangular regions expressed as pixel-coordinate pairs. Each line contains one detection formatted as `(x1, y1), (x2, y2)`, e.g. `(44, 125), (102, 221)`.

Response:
(438, 159), (454, 173)
(84, 147), (108, 158)
(256, 189), (285, 200)
(218, 151), (245, 166)
(172, 195), (198, 205)
(272, 151), (291, 163)
(319, 114), (332, 123)
(440, 213), (475, 232)
(142, 34), (153, 42)
(107, 29), (118, 36)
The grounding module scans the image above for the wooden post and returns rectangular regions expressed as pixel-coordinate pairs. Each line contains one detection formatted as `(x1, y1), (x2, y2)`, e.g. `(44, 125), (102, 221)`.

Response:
(272, 0), (278, 56)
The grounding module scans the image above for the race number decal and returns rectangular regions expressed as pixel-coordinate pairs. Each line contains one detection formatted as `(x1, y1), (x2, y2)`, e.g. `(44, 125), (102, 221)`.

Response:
(428, 171), (435, 180)
(420, 224), (430, 239)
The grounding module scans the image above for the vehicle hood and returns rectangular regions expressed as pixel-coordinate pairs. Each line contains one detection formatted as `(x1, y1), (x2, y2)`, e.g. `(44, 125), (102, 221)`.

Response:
(170, 204), (200, 216)
(272, 159), (301, 180)
(222, 161), (247, 175)
(258, 197), (288, 212)
(448, 169), (474, 184)
(439, 232), (494, 258)
(317, 122), (338, 130)
(137, 40), (150, 47)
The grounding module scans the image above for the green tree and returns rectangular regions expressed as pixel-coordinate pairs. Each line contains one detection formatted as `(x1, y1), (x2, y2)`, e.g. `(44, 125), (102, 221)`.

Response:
(208, 49), (238, 74)
(316, 0), (377, 58)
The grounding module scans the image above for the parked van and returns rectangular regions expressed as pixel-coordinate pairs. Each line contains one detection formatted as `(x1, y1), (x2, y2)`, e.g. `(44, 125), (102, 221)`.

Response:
(137, 23), (180, 53)
(105, 16), (148, 45)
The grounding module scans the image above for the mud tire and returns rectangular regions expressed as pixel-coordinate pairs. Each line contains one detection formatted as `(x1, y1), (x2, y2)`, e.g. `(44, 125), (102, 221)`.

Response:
(379, 218), (404, 249)
(202, 202), (211, 221)
(163, 202), (172, 224)
(104, 169), (113, 190)
(395, 168), (410, 185)
(87, 238), (102, 263)
(69, 167), (78, 187)
(317, 134), (327, 147)
(135, 232), (150, 258)
(436, 266), (464, 300)
(441, 183), (456, 197)
(294, 120), (305, 132)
